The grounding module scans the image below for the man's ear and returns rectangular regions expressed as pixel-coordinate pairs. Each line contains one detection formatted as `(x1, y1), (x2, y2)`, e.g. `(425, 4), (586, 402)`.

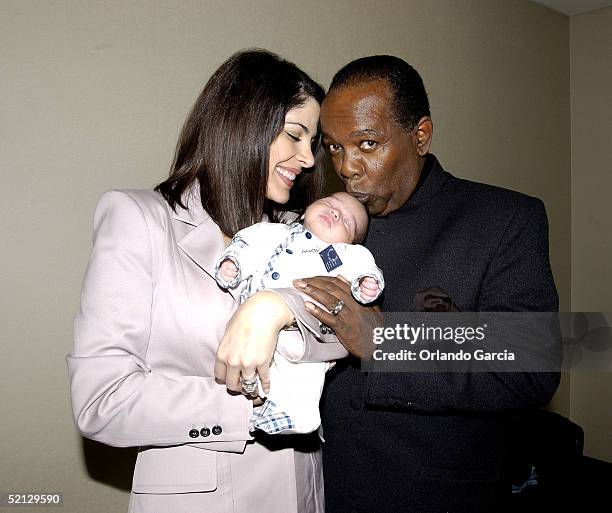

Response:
(414, 116), (433, 156)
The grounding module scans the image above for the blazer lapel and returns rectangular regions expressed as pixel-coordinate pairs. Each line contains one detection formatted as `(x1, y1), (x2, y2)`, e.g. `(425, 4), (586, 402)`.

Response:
(177, 220), (225, 278)
(172, 189), (238, 302)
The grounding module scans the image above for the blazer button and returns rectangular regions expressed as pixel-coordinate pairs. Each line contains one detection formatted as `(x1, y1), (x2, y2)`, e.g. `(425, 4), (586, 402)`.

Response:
(349, 421), (362, 434)
(272, 272), (280, 280)
(212, 425), (222, 435)
(200, 427), (211, 437)
(188, 429), (199, 438)
(350, 397), (363, 410)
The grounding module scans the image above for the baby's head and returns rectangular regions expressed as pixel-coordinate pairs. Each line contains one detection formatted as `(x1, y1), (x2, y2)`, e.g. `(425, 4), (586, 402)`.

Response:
(303, 192), (369, 244)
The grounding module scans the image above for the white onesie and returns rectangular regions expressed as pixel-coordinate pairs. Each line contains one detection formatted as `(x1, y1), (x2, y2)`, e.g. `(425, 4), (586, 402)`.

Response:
(215, 221), (384, 434)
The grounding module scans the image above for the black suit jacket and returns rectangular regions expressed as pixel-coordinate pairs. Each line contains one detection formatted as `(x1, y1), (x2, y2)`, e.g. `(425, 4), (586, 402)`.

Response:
(320, 154), (560, 513)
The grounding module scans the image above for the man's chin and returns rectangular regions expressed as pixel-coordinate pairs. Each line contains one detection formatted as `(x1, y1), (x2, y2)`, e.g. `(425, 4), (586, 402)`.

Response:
(348, 191), (369, 204)
(368, 207), (387, 217)
(366, 199), (388, 217)
(346, 190), (388, 216)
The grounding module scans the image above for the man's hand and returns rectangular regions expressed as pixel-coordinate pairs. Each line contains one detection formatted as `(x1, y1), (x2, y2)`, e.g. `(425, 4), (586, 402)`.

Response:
(294, 276), (382, 360)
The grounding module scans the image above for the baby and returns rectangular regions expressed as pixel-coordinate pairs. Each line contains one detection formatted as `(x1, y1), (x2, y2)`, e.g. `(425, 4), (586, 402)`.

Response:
(215, 192), (384, 434)
(217, 192), (383, 304)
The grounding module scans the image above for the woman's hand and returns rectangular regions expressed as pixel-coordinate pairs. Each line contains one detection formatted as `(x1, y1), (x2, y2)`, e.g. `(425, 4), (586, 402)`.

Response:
(294, 277), (383, 360)
(215, 290), (294, 395)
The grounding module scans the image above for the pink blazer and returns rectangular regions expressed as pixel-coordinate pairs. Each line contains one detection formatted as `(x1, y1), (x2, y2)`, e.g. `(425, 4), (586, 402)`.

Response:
(67, 188), (345, 513)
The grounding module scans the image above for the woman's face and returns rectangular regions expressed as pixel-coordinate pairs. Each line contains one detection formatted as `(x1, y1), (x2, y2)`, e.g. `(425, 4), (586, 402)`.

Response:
(266, 97), (321, 204)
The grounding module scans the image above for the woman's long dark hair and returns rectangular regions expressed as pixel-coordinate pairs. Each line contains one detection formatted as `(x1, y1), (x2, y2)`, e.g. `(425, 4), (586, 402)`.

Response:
(155, 49), (325, 236)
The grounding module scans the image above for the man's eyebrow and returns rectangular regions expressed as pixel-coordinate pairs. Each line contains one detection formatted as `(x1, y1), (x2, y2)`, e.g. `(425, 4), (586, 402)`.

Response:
(349, 128), (382, 138)
(286, 122), (311, 134)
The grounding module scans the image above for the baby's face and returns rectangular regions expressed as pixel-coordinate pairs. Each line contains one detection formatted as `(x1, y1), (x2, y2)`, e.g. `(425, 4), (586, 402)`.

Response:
(303, 192), (368, 244)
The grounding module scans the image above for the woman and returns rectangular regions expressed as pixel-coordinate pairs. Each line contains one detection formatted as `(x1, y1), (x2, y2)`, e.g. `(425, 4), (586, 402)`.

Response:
(67, 49), (341, 513)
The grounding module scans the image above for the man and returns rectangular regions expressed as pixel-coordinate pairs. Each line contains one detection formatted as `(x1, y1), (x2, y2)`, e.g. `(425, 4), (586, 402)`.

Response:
(294, 56), (560, 513)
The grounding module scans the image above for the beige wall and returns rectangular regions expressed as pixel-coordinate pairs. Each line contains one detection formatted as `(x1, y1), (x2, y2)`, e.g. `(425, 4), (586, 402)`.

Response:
(569, 6), (612, 462)
(0, 0), (576, 511)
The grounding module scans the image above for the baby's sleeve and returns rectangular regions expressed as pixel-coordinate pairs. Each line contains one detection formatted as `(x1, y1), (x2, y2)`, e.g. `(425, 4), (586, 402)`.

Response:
(341, 244), (385, 304)
(214, 222), (289, 289)
(214, 224), (261, 289)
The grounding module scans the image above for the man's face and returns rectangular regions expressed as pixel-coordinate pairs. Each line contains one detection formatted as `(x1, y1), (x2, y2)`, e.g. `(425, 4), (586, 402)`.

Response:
(321, 80), (424, 217)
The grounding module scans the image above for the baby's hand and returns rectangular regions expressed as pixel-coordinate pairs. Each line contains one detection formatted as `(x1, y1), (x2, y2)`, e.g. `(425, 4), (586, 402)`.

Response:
(359, 276), (380, 301)
(220, 259), (239, 282)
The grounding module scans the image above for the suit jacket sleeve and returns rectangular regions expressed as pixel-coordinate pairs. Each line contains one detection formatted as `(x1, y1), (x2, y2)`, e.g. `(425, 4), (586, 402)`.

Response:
(267, 288), (348, 362)
(67, 191), (252, 449)
(365, 197), (561, 412)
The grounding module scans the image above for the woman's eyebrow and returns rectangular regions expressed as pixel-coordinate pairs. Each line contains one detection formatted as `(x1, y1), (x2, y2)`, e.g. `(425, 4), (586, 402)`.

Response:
(286, 122), (311, 134)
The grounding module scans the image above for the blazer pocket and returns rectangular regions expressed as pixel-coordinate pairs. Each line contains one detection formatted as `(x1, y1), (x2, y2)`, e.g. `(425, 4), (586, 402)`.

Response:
(132, 444), (217, 494)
